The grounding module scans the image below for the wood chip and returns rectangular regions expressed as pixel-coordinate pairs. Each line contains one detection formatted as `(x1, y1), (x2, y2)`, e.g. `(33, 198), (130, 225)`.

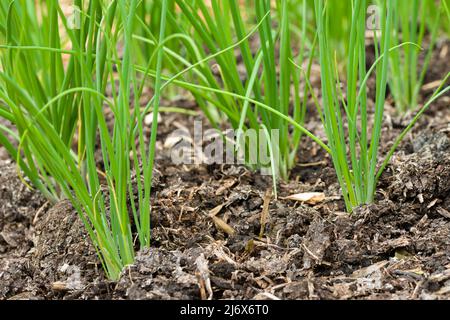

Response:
(52, 282), (69, 292)
(259, 188), (272, 239)
(437, 207), (450, 219)
(281, 192), (326, 205)
(208, 204), (224, 217)
(427, 198), (438, 209)
(417, 193), (424, 204)
(211, 216), (235, 236)
(351, 261), (389, 279)
(422, 80), (442, 91)
(387, 236), (412, 249)
(253, 292), (281, 300)
(144, 112), (162, 126)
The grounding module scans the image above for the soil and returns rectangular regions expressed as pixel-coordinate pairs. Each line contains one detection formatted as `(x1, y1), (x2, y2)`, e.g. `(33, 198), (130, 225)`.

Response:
(0, 40), (449, 300)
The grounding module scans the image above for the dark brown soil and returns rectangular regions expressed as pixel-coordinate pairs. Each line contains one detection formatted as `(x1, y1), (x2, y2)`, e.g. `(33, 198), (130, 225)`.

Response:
(0, 40), (449, 301)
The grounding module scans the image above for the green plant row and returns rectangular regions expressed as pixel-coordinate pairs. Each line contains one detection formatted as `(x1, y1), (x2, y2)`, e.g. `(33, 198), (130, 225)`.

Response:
(0, 0), (168, 280)
(0, 0), (449, 280)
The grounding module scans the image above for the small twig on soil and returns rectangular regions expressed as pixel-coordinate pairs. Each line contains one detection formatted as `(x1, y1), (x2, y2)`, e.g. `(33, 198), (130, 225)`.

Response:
(411, 279), (425, 299)
(302, 244), (321, 262)
(128, 266), (134, 285)
(252, 239), (288, 251)
(32, 201), (49, 225)
(259, 188), (272, 239)
(298, 160), (327, 167)
(307, 272), (318, 300)
(195, 254), (213, 300)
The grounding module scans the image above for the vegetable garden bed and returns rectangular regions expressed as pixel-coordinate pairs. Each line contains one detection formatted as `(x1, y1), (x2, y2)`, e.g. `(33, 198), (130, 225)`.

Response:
(0, 0), (449, 300)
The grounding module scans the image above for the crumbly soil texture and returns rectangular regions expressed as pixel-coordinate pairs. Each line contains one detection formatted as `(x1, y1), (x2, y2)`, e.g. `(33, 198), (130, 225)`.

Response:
(1, 41), (450, 300)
